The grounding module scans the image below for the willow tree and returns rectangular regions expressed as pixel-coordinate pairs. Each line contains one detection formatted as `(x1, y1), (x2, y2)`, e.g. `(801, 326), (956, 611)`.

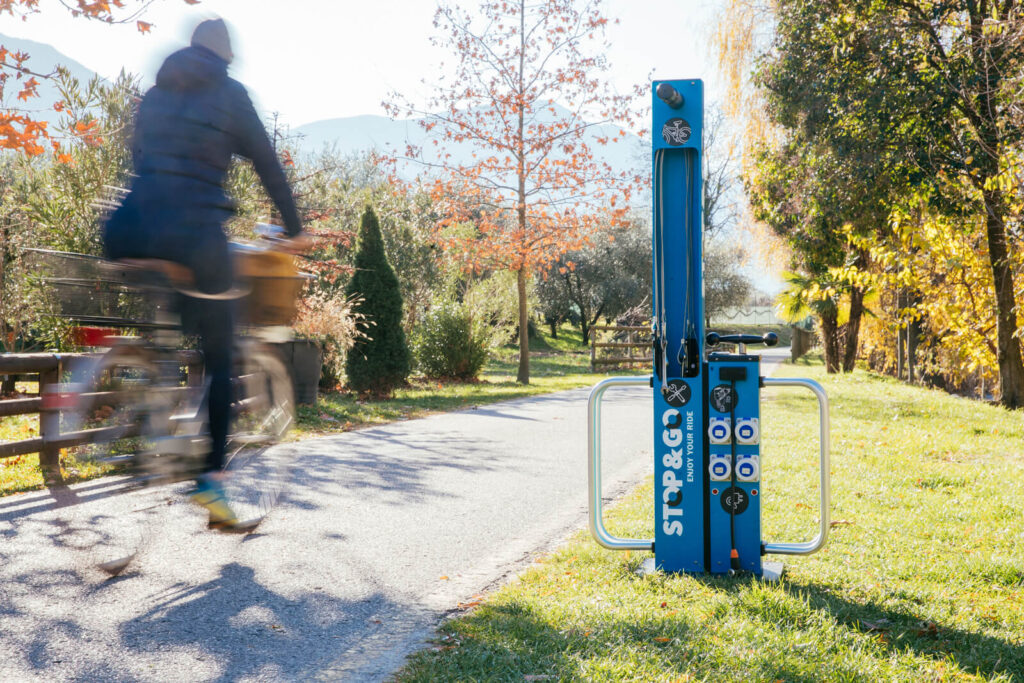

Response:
(387, 0), (640, 384)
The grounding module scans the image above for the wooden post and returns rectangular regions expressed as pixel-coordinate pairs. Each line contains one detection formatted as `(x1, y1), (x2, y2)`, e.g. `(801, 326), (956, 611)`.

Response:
(187, 358), (203, 387)
(37, 360), (63, 486)
(590, 329), (596, 370)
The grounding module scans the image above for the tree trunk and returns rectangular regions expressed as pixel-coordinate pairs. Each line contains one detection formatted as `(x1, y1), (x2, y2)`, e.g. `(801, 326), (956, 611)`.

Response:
(513, 0), (529, 386)
(841, 285), (865, 372)
(516, 267), (530, 384)
(819, 310), (841, 374)
(896, 289), (905, 380)
(580, 303), (604, 345)
(908, 315), (918, 384)
(966, 10), (1024, 406)
(982, 190), (1024, 407)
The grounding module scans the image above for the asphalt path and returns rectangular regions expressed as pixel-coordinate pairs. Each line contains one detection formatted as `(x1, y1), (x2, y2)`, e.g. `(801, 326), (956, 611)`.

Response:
(0, 348), (788, 681)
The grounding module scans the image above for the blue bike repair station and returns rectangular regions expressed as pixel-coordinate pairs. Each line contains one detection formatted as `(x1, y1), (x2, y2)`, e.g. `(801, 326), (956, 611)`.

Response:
(587, 79), (832, 580)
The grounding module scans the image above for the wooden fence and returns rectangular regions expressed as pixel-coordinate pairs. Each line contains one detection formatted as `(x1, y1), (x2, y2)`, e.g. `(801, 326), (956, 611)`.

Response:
(590, 325), (653, 369)
(0, 351), (201, 484)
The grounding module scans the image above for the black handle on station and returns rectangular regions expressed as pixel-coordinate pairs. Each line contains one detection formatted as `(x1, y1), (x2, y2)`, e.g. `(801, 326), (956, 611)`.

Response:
(706, 332), (779, 348)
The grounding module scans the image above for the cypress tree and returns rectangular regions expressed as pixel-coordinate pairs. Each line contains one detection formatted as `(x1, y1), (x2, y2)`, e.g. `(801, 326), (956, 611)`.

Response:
(344, 206), (410, 394)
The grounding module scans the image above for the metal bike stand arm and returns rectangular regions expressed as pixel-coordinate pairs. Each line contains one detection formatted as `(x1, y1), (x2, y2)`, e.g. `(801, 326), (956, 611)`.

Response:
(760, 377), (831, 556)
(588, 376), (654, 552)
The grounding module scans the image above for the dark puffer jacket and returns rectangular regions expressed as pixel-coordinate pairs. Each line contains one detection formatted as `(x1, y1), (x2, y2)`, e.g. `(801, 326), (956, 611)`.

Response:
(104, 45), (301, 293)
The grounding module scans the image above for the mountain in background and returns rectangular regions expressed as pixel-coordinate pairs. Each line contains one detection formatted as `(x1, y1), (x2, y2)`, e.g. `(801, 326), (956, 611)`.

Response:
(291, 106), (646, 182)
(2, 35), (645, 183)
(0, 33), (102, 128)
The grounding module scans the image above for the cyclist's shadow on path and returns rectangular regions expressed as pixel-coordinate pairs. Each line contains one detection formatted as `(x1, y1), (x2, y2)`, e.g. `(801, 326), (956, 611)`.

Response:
(115, 561), (390, 680)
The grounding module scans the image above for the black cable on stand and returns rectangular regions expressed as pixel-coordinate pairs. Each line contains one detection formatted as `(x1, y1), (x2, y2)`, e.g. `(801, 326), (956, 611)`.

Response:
(728, 377), (741, 573)
(653, 149), (668, 394)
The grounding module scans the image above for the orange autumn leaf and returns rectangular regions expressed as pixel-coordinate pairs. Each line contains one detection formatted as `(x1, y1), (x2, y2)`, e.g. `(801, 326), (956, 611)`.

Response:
(0, 0), (162, 157)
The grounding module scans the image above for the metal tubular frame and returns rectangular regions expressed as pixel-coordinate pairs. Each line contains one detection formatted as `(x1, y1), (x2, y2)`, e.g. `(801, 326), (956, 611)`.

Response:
(587, 376), (654, 551)
(760, 377), (831, 555)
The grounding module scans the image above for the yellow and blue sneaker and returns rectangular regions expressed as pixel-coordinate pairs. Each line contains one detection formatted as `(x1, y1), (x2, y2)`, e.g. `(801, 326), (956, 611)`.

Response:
(189, 474), (237, 529)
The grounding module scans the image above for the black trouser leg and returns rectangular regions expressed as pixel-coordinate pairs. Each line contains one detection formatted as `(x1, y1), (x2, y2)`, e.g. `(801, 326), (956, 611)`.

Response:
(196, 299), (234, 473)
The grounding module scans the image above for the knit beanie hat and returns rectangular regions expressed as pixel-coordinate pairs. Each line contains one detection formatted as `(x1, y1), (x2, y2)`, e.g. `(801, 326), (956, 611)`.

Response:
(191, 18), (233, 64)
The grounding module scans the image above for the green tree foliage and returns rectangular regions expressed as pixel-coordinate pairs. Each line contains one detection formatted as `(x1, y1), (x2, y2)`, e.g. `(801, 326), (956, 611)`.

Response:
(744, 0), (1024, 403)
(746, 138), (867, 373)
(344, 206), (411, 394)
(1, 70), (138, 352)
(703, 238), (753, 327)
(412, 302), (490, 380)
(285, 151), (440, 329)
(534, 220), (651, 343)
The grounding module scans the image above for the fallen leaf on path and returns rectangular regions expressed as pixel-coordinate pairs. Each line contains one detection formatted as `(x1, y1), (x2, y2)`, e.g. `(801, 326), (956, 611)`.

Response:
(653, 637), (671, 643)
(830, 520), (855, 527)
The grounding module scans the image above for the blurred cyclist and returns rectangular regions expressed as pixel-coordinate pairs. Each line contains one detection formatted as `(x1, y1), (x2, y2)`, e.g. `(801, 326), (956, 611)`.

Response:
(103, 18), (308, 527)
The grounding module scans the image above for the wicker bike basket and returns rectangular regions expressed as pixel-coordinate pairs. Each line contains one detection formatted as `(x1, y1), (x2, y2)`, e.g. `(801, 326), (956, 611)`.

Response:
(232, 244), (309, 326)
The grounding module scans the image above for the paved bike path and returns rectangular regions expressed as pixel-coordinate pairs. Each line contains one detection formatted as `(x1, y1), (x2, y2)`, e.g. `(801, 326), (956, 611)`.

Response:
(0, 349), (788, 681)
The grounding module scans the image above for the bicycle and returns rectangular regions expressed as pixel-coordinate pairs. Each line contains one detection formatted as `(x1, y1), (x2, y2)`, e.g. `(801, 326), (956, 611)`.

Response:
(31, 228), (308, 575)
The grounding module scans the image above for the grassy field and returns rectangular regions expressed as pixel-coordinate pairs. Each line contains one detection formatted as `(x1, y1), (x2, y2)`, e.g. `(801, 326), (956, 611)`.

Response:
(294, 326), (633, 437)
(1, 325), (635, 494)
(396, 356), (1024, 682)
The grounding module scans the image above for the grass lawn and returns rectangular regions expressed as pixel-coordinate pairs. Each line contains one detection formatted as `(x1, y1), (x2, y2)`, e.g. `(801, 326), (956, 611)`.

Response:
(396, 356), (1024, 682)
(0, 381), (47, 496)
(293, 324), (640, 438)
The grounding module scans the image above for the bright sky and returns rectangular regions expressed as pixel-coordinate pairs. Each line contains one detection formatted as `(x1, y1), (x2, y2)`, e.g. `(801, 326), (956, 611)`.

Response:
(3, 0), (781, 292)
(1, 0), (723, 128)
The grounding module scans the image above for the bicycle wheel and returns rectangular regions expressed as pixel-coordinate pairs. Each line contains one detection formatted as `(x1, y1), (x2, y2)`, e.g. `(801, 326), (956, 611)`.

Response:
(221, 342), (295, 529)
(60, 345), (190, 574)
